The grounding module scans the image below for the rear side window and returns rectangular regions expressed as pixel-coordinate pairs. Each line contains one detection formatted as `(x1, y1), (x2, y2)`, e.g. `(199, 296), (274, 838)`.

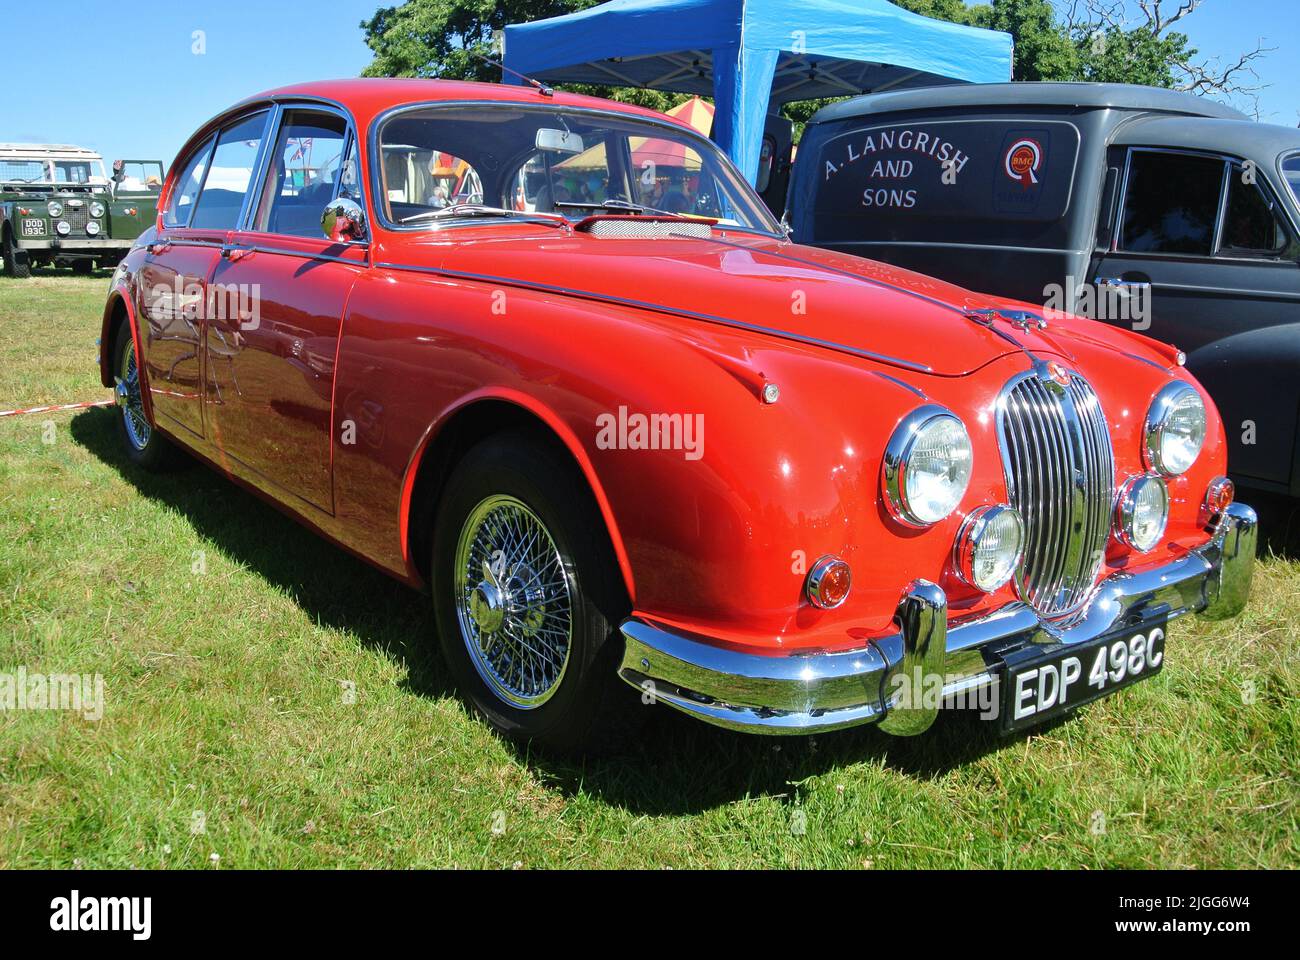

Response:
(1119, 151), (1224, 255)
(164, 138), (213, 227)
(1219, 162), (1291, 258)
(189, 111), (270, 230)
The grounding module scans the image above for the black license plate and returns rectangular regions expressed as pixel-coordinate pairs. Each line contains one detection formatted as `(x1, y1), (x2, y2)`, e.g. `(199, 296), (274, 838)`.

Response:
(999, 618), (1168, 733)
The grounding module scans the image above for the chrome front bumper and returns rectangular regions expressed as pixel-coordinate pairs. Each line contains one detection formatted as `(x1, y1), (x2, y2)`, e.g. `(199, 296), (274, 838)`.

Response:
(618, 502), (1258, 735)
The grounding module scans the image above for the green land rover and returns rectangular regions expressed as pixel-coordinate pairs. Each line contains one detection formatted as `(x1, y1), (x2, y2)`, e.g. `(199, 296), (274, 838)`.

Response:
(0, 143), (163, 277)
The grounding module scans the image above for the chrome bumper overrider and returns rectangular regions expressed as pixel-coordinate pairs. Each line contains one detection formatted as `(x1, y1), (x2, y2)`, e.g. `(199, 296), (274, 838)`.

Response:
(618, 502), (1258, 735)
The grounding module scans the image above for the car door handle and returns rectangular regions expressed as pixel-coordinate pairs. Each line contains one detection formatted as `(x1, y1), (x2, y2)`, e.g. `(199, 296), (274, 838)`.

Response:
(148, 241), (172, 255)
(1097, 277), (1152, 292)
(221, 246), (255, 262)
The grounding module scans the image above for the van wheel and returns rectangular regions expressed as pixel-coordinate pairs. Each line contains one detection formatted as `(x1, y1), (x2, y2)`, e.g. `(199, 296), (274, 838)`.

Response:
(112, 324), (180, 470)
(431, 432), (640, 754)
(2, 230), (31, 279)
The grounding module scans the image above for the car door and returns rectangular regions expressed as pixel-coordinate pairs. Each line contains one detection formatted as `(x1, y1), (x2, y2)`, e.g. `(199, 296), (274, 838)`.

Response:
(1093, 147), (1300, 487)
(135, 133), (224, 440)
(203, 105), (365, 513)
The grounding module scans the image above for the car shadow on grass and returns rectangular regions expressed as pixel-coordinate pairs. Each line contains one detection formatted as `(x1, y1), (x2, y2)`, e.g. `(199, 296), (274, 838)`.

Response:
(73, 406), (1051, 815)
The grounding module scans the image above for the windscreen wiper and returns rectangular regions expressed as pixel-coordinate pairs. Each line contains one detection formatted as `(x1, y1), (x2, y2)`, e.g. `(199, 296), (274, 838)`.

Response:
(401, 203), (567, 226)
(554, 198), (691, 219)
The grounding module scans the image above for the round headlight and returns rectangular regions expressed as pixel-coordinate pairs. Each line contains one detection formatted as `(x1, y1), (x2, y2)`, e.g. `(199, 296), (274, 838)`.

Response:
(47, 201), (63, 217)
(883, 406), (973, 526)
(85, 221), (101, 236)
(1145, 383), (1206, 476)
(89, 201), (106, 218)
(55, 221), (71, 236)
(1115, 475), (1169, 552)
(954, 505), (1025, 593)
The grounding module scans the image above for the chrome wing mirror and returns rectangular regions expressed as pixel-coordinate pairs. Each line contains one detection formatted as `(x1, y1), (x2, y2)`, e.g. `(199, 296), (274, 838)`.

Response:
(322, 197), (367, 243)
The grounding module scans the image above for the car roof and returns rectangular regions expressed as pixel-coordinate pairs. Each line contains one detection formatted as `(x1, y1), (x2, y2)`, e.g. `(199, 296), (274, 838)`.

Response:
(1113, 115), (1300, 159)
(809, 82), (1248, 124)
(0, 142), (103, 161)
(232, 78), (694, 132)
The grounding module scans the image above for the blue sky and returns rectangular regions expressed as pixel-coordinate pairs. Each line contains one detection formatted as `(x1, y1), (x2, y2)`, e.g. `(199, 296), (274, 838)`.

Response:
(4, 0), (1296, 170)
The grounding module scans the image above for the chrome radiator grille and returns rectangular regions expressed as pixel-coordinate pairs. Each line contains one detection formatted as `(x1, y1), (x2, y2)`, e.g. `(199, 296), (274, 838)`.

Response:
(998, 370), (1115, 617)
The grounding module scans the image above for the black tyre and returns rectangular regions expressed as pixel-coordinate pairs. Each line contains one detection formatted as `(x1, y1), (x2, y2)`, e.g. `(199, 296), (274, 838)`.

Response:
(431, 432), (640, 754)
(111, 324), (181, 470)
(2, 229), (32, 279)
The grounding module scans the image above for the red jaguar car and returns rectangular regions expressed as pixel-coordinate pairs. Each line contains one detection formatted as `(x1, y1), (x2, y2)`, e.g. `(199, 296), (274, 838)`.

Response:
(100, 79), (1256, 752)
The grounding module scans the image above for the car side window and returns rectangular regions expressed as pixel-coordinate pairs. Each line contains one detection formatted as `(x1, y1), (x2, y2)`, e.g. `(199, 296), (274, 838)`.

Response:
(163, 138), (214, 227)
(1218, 162), (1293, 259)
(251, 109), (350, 237)
(189, 111), (271, 231)
(1119, 151), (1225, 256)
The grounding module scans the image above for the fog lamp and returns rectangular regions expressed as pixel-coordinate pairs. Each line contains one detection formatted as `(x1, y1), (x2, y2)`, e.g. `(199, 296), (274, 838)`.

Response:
(954, 505), (1025, 593)
(86, 221), (101, 236)
(1115, 475), (1169, 552)
(55, 221), (71, 236)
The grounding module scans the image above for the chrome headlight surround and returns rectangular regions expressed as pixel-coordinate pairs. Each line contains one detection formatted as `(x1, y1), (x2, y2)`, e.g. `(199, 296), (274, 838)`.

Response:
(89, 201), (106, 219)
(47, 200), (64, 217)
(882, 405), (973, 527)
(1115, 474), (1169, 552)
(1144, 382), (1206, 476)
(85, 220), (101, 236)
(55, 220), (71, 236)
(953, 504), (1025, 593)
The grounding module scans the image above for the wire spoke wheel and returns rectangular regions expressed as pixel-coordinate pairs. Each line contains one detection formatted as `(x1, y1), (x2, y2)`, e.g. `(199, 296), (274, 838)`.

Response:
(116, 339), (151, 451)
(453, 494), (573, 709)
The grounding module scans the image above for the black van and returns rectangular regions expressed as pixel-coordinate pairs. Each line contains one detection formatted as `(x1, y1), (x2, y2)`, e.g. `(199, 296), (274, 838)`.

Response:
(790, 83), (1300, 497)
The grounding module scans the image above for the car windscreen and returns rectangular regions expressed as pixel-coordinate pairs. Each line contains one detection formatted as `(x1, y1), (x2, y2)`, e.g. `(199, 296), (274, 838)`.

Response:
(800, 118), (1081, 246)
(0, 159), (49, 183)
(376, 103), (780, 234)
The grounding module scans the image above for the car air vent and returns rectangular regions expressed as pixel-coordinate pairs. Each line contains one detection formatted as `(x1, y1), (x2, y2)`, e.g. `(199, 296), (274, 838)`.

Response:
(578, 217), (712, 239)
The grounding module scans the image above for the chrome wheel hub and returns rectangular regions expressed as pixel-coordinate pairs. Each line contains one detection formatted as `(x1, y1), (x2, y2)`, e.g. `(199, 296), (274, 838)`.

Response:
(116, 342), (150, 451)
(453, 495), (572, 709)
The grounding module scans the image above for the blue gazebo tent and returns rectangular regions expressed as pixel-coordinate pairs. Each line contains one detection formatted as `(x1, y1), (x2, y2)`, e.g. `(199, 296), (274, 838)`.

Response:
(502, 0), (1013, 182)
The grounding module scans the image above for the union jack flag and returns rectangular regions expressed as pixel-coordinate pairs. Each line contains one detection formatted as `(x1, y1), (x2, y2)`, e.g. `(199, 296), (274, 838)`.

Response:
(290, 138), (313, 161)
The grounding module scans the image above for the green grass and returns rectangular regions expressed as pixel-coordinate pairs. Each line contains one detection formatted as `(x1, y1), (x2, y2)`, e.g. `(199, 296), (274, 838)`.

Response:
(1, 271), (1296, 869)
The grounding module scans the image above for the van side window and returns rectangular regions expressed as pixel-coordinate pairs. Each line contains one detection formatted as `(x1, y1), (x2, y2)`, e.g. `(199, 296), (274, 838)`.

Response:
(189, 111), (271, 231)
(1218, 162), (1292, 259)
(1119, 151), (1224, 256)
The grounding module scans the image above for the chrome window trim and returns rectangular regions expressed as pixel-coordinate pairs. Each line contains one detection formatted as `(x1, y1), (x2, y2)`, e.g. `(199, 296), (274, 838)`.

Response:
(367, 99), (782, 238)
